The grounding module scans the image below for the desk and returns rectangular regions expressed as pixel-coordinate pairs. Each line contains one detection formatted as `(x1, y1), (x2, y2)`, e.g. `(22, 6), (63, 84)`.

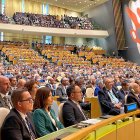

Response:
(36, 126), (78, 140)
(36, 119), (136, 140)
(36, 110), (140, 140)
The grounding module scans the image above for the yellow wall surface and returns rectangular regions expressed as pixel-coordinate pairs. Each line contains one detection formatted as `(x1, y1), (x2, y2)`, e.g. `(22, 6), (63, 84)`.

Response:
(3, 0), (81, 42)
(24, 0), (42, 14)
(5, 0), (22, 17)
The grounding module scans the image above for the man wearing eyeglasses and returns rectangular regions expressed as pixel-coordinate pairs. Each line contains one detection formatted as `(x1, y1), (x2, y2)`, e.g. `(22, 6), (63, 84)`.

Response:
(62, 85), (87, 127)
(1, 88), (37, 140)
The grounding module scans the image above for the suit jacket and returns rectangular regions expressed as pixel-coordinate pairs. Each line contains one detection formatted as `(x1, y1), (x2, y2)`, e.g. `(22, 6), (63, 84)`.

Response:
(56, 84), (67, 102)
(120, 89), (130, 96)
(98, 87), (124, 115)
(62, 99), (86, 127)
(0, 93), (13, 109)
(46, 84), (56, 96)
(1, 108), (37, 140)
(33, 108), (64, 137)
(126, 92), (140, 108)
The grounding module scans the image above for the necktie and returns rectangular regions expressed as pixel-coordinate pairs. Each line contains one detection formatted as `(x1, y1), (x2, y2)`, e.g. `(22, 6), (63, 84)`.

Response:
(77, 103), (87, 120)
(3, 96), (12, 109)
(25, 117), (36, 140)
(125, 91), (129, 95)
(108, 90), (119, 104)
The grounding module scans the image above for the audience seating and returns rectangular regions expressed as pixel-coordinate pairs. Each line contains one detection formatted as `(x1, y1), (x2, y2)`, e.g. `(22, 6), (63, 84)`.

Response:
(1, 44), (47, 65)
(51, 101), (59, 119)
(0, 12), (104, 30)
(58, 103), (64, 124)
(85, 88), (94, 98)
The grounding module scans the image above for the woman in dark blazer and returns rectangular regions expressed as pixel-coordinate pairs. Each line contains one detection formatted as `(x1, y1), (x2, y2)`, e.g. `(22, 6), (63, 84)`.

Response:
(33, 87), (64, 137)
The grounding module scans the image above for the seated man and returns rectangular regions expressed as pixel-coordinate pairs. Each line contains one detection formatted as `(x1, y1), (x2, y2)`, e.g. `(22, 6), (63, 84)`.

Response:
(98, 77), (124, 115)
(46, 77), (56, 96)
(62, 85), (87, 127)
(120, 80), (130, 96)
(1, 88), (37, 140)
(0, 75), (12, 109)
(16, 79), (26, 89)
(126, 83), (140, 108)
(56, 77), (69, 102)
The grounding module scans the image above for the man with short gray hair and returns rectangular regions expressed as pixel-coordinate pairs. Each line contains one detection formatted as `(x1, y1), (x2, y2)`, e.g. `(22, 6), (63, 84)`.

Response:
(98, 77), (124, 115)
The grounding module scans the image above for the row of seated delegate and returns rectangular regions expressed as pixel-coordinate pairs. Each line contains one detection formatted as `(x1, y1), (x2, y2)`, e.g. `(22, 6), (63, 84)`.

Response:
(13, 12), (94, 30)
(0, 14), (10, 23)
(0, 12), (101, 30)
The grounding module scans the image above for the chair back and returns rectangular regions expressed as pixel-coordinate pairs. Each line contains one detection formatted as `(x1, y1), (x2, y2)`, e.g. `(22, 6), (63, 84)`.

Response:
(53, 96), (61, 106)
(85, 88), (94, 98)
(0, 108), (10, 140)
(0, 108), (10, 128)
(58, 103), (64, 124)
(51, 101), (59, 118)
(85, 97), (102, 118)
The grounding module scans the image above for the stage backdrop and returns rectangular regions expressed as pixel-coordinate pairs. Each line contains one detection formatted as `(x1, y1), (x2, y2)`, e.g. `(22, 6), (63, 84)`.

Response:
(122, 0), (140, 65)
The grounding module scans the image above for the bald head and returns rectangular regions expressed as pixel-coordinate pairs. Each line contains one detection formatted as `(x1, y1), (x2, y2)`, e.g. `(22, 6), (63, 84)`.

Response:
(129, 83), (140, 94)
(17, 79), (26, 89)
(0, 76), (10, 94)
(48, 77), (55, 84)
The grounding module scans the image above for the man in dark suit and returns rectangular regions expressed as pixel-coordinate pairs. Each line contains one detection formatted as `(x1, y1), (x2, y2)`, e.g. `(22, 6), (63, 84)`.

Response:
(46, 77), (56, 96)
(75, 76), (86, 97)
(98, 77), (124, 115)
(0, 75), (12, 109)
(56, 77), (69, 102)
(120, 80), (130, 96)
(1, 88), (37, 140)
(126, 83), (140, 108)
(62, 85), (87, 127)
